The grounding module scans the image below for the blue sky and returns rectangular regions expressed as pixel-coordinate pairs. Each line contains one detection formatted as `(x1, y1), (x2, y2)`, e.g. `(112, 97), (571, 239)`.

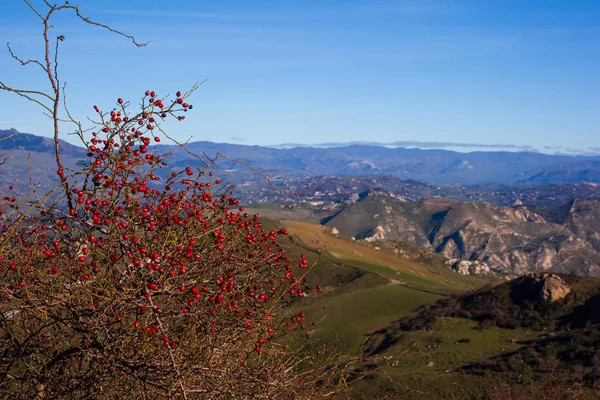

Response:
(0, 0), (599, 154)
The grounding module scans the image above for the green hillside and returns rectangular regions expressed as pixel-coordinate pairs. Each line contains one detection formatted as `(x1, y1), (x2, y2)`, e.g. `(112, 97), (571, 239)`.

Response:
(355, 274), (600, 398)
(264, 216), (600, 398)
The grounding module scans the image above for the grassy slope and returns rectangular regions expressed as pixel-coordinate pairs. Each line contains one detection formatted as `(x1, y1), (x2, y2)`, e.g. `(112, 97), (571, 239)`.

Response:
(263, 216), (521, 397)
(353, 317), (538, 399)
(355, 275), (600, 398)
(260, 214), (600, 398)
(300, 285), (442, 351)
(281, 220), (484, 294)
(268, 218), (487, 355)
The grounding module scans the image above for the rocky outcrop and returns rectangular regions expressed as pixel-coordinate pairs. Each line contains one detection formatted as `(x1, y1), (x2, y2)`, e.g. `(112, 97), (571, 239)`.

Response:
(364, 226), (387, 242)
(420, 200), (600, 276)
(446, 259), (493, 276)
(565, 199), (600, 253)
(326, 196), (600, 277)
(539, 274), (571, 302)
(521, 273), (572, 302)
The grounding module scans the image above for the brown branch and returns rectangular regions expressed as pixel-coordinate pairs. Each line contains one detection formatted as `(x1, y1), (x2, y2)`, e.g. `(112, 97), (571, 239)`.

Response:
(7, 1), (148, 212)
(213, 153), (307, 195)
(27, 154), (47, 213)
(0, 133), (16, 141)
(6, 43), (46, 71)
(146, 294), (188, 400)
(73, 8), (149, 47)
(0, 81), (54, 102)
(23, 0), (44, 20)
(0, 82), (54, 113)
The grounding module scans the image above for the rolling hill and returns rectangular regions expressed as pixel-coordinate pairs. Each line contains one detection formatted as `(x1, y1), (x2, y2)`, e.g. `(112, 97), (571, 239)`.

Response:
(358, 273), (600, 398)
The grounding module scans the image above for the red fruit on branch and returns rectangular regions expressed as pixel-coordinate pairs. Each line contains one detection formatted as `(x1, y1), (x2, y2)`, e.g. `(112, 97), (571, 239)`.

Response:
(0, 45), (342, 395)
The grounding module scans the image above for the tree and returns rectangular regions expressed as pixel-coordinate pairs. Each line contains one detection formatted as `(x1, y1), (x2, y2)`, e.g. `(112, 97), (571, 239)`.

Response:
(0, 2), (350, 398)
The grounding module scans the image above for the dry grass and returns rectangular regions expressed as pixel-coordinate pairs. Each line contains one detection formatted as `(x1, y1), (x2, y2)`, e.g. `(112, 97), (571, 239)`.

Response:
(281, 220), (480, 292)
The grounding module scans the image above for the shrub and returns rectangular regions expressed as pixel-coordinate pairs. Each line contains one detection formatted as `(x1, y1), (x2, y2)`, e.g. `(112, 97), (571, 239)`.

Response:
(0, 2), (350, 398)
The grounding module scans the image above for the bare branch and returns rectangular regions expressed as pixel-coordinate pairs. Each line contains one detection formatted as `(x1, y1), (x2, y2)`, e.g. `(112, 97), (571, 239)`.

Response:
(6, 43), (46, 71)
(0, 82), (54, 113)
(213, 153), (307, 195)
(71, 6), (149, 47)
(22, 0), (45, 20)
(0, 133), (16, 141)
(0, 81), (55, 102)
(27, 153), (48, 213)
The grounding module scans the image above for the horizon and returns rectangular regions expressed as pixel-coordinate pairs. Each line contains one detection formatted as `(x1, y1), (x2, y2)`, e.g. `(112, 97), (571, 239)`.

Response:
(2, 125), (599, 157)
(0, 0), (598, 154)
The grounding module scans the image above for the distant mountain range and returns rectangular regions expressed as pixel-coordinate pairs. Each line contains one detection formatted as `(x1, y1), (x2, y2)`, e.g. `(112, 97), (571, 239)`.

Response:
(3, 128), (600, 189)
(157, 139), (600, 186)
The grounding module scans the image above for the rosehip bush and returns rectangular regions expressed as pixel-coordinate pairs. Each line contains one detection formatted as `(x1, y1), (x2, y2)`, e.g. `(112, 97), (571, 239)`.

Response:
(0, 92), (349, 399)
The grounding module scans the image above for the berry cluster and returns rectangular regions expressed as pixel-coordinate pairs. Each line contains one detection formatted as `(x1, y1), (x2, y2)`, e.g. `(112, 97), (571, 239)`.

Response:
(0, 90), (342, 399)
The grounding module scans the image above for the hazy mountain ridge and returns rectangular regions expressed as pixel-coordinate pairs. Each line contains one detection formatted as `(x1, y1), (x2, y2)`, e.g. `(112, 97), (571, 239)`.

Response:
(157, 141), (600, 185)
(0, 128), (86, 157)
(4, 129), (600, 188)
(325, 195), (600, 277)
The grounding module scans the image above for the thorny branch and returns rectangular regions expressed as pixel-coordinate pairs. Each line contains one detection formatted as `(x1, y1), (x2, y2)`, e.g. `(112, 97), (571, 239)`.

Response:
(1, 1), (147, 212)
